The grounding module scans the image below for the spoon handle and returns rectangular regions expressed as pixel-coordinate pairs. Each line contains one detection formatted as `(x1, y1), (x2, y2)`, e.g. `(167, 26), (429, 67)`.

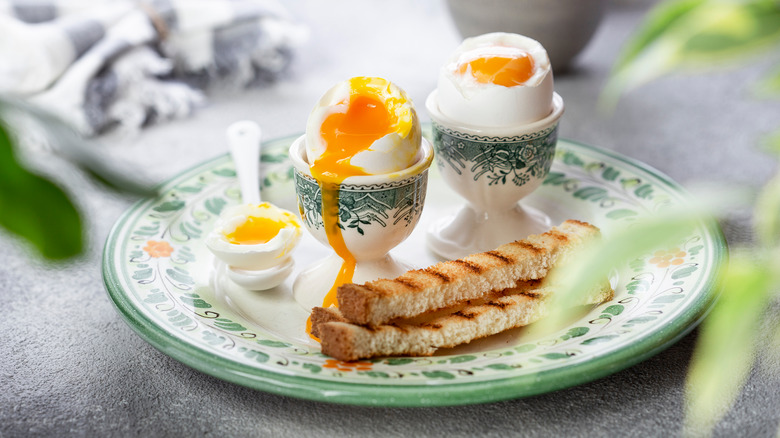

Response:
(226, 121), (262, 205)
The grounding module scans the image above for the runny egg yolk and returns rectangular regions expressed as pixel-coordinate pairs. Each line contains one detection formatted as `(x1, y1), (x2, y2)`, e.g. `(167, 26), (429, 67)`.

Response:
(224, 216), (287, 245)
(458, 52), (535, 87)
(312, 94), (392, 182)
(306, 79), (401, 339)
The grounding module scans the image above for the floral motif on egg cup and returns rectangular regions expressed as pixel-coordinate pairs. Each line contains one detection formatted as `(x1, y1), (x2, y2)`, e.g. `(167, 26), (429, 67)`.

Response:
(425, 90), (564, 259)
(288, 135), (434, 311)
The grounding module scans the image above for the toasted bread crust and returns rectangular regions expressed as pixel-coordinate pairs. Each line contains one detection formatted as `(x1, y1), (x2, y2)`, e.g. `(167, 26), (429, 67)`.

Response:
(337, 220), (600, 326)
(310, 306), (348, 338)
(318, 280), (614, 361)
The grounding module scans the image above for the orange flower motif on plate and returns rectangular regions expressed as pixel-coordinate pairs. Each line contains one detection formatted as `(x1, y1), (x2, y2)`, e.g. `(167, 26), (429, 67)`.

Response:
(649, 247), (686, 268)
(143, 240), (174, 258)
(323, 359), (373, 372)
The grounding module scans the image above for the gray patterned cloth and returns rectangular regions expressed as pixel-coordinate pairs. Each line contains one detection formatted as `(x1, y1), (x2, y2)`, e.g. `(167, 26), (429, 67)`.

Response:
(0, 0), (307, 136)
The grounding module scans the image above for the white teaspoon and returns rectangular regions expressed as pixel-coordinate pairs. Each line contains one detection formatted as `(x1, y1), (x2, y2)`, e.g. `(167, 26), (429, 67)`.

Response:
(226, 120), (262, 205)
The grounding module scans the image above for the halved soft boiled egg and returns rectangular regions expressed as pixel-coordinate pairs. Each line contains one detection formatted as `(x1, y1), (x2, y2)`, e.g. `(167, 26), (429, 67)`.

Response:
(305, 76), (422, 182)
(436, 32), (553, 128)
(206, 203), (302, 271)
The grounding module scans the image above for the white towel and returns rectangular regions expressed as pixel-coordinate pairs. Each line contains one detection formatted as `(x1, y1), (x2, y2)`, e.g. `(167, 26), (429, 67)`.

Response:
(0, 0), (307, 136)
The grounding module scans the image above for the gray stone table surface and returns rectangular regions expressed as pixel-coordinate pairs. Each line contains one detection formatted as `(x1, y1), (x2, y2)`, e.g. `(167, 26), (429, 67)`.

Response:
(3, 0), (779, 437)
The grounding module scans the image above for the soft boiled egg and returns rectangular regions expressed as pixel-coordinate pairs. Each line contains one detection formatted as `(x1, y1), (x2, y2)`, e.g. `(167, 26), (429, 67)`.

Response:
(206, 202), (302, 271)
(305, 76), (422, 181)
(436, 32), (553, 127)
(301, 77), (422, 332)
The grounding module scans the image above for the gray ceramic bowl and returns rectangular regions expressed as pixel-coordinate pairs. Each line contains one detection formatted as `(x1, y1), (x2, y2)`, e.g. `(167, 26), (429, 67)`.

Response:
(445, 0), (607, 72)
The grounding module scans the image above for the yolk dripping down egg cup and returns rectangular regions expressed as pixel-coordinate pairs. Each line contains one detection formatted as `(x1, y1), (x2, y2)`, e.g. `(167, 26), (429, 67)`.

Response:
(289, 136), (433, 311)
(425, 32), (565, 259)
(290, 77), (434, 312)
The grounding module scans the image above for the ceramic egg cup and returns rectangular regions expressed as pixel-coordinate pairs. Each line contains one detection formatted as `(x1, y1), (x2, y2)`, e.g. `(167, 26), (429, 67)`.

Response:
(425, 90), (565, 259)
(289, 135), (434, 311)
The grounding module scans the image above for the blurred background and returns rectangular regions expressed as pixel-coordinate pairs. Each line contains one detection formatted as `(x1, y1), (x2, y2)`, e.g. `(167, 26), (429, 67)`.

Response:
(2, 0), (779, 436)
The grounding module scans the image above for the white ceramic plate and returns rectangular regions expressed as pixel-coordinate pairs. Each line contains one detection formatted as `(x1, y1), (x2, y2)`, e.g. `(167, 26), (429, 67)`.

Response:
(103, 128), (726, 406)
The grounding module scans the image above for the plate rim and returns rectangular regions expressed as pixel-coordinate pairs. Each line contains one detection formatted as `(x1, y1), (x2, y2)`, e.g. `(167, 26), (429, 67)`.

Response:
(102, 134), (727, 407)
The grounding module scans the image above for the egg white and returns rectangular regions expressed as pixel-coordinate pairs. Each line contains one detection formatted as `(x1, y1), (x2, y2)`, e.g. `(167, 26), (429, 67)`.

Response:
(436, 32), (554, 128)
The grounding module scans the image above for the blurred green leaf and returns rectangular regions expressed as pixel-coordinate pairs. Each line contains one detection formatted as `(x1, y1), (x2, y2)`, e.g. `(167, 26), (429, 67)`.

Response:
(0, 122), (83, 259)
(604, 0), (780, 107)
(768, 302), (780, 373)
(0, 97), (156, 197)
(603, 0), (780, 434)
(762, 129), (780, 156)
(73, 154), (157, 197)
(531, 206), (708, 337)
(684, 254), (773, 433)
(681, 1), (780, 58)
(754, 173), (780, 247)
(754, 64), (780, 98)
(614, 0), (707, 71)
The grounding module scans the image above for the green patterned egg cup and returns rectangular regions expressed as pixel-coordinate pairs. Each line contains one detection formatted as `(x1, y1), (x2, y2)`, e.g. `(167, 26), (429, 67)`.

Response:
(425, 91), (565, 259)
(288, 135), (434, 310)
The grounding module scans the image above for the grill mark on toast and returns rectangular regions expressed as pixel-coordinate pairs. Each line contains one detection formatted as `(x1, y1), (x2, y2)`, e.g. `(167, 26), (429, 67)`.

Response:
(486, 300), (510, 309)
(349, 282), (380, 299)
(524, 279), (542, 288)
(423, 267), (451, 283)
(484, 250), (514, 264)
(453, 259), (483, 273)
(509, 240), (544, 254)
(517, 290), (542, 299)
(359, 282), (389, 298)
(421, 322), (442, 330)
(567, 219), (592, 229)
(453, 310), (477, 319)
(546, 229), (570, 244)
(393, 277), (421, 290)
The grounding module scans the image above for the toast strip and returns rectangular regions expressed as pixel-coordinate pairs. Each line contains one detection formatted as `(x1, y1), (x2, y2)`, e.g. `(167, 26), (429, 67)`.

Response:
(311, 289), (522, 338)
(337, 220), (600, 326)
(310, 306), (348, 339)
(318, 280), (614, 361)
(311, 281), (544, 338)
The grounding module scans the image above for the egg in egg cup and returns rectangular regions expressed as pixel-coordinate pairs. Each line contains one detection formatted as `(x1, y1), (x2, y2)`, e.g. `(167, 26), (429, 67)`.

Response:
(290, 77), (434, 312)
(426, 32), (565, 259)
